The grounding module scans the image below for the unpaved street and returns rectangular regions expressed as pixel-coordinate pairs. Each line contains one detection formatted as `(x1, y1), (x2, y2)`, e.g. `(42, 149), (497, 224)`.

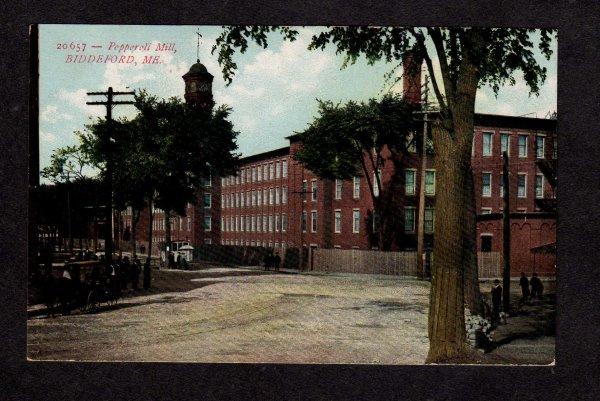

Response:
(28, 268), (431, 364)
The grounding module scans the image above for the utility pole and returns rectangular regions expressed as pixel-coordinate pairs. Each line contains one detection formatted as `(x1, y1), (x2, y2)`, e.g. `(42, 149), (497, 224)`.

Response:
(415, 75), (432, 279)
(86, 87), (135, 264)
(502, 151), (511, 314)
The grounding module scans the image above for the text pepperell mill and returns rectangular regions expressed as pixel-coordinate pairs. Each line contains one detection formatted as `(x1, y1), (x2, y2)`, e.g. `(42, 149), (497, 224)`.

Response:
(65, 42), (176, 64)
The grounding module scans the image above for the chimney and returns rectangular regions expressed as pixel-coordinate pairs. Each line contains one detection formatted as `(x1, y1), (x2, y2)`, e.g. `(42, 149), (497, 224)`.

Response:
(402, 50), (422, 105)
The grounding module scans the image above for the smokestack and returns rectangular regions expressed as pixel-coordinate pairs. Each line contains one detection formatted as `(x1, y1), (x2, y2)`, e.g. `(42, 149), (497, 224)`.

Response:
(402, 50), (422, 105)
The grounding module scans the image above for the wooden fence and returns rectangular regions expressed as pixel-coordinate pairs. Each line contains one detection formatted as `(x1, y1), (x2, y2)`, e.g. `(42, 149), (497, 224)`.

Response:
(311, 248), (419, 276)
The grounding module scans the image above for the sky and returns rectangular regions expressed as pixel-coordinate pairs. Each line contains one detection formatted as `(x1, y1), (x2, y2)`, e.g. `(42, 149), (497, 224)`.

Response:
(38, 25), (557, 176)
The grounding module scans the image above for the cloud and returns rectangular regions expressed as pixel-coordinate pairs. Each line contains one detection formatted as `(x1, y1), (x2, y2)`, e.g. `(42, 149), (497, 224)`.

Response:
(40, 130), (57, 143)
(41, 105), (73, 123)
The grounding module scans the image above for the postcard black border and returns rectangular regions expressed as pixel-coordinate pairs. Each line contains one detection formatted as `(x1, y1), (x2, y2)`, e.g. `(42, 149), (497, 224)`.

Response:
(1, 1), (599, 400)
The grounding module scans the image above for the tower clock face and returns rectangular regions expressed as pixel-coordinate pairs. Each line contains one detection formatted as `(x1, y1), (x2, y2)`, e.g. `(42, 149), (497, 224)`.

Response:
(190, 81), (197, 91)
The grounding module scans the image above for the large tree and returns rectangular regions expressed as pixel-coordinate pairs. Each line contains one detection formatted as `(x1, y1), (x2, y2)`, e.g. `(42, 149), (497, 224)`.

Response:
(294, 94), (419, 250)
(213, 26), (554, 362)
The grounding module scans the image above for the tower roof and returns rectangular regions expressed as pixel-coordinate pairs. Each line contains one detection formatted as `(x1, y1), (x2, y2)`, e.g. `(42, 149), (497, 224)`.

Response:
(183, 60), (213, 78)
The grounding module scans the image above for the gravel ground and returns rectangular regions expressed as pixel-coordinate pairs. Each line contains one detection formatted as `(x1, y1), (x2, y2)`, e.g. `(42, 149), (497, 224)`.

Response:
(28, 267), (431, 364)
(27, 267), (555, 364)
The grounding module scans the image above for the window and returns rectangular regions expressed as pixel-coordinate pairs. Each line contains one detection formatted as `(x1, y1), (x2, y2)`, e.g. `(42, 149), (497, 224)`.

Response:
(263, 189), (268, 205)
(241, 169), (245, 184)
(187, 217), (191, 231)
(535, 174), (544, 198)
(269, 188), (274, 205)
(240, 216), (245, 232)
(275, 187), (280, 205)
(352, 209), (360, 233)
(204, 216), (212, 231)
(302, 180), (307, 202)
(311, 211), (317, 233)
(251, 215), (256, 232)
(425, 170), (436, 195)
(282, 214), (288, 232)
(240, 192), (245, 207)
(482, 173), (492, 197)
(517, 173), (527, 198)
(235, 193), (239, 208)
(335, 179), (342, 199)
(334, 210), (342, 233)
(405, 170), (416, 195)
(269, 163), (274, 180)
(257, 166), (262, 181)
(257, 215), (262, 232)
(301, 211), (307, 232)
(252, 190), (256, 206)
(501, 133), (510, 155)
(518, 135), (528, 158)
(203, 193), (211, 208)
(353, 177), (360, 199)
(204, 175), (212, 187)
(311, 179), (318, 201)
(424, 207), (434, 233)
(275, 214), (280, 232)
(536, 135), (546, 159)
(404, 207), (415, 233)
(276, 161), (281, 178)
(481, 235), (493, 252)
(262, 214), (268, 232)
(373, 170), (381, 197)
(482, 132), (493, 156)
(251, 166), (256, 182)
(282, 187), (288, 204)
(220, 217), (224, 231)
(221, 177), (226, 186)
(257, 190), (262, 206)
(481, 208), (492, 215)
(246, 215), (250, 232)
(235, 174), (239, 185)
(500, 174), (505, 197)
(282, 160), (288, 178)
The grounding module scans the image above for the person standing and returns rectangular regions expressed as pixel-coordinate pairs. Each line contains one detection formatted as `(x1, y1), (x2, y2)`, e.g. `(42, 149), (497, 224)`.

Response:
(491, 279), (503, 324)
(519, 272), (530, 303)
(132, 256), (141, 291)
(273, 252), (281, 272)
(143, 258), (151, 290)
(530, 272), (544, 300)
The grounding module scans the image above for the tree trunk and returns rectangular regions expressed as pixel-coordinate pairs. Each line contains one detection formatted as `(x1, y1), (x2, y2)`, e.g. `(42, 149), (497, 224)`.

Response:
(463, 167), (483, 315)
(426, 127), (469, 362)
(147, 199), (154, 262)
(164, 210), (172, 254)
(131, 208), (140, 258)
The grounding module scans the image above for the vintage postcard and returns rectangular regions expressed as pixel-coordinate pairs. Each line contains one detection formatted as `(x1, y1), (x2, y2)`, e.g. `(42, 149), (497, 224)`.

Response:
(28, 24), (557, 364)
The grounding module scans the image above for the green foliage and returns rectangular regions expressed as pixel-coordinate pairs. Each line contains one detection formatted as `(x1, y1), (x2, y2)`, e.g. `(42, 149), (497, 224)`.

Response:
(41, 144), (92, 183)
(295, 93), (418, 180)
(45, 90), (240, 217)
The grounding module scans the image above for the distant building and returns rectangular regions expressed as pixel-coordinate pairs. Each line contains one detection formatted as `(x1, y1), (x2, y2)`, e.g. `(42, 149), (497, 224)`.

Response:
(124, 57), (557, 276)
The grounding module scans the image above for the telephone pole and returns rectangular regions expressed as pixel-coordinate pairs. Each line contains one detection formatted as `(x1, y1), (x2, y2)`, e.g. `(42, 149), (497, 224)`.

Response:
(502, 151), (511, 313)
(415, 75), (434, 279)
(86, 87), (135, 264)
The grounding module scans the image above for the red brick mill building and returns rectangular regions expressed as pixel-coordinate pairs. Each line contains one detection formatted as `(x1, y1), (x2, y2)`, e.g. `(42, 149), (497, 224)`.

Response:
(122, 57), (557, 277)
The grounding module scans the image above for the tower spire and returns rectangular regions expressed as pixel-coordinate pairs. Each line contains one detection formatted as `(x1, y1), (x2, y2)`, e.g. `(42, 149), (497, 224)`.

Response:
(196, 28), (202, 63)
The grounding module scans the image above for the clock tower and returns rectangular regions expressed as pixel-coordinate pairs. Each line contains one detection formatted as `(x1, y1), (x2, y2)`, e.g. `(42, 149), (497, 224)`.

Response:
(182, 59), (214, 111)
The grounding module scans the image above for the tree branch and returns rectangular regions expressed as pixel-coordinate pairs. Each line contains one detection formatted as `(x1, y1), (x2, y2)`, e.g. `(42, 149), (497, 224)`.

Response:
(428, 27), (455, 109)
(408, 28), (448, 112)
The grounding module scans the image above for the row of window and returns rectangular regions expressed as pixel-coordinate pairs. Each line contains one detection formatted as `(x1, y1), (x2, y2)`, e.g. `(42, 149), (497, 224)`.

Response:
(222, 159), (288, 186)
(151, 216), (193, 231)
(221, 214), (289, 233)
(480, 132), (550, 159)
(481, 172), (545, 199)
(222, 187), (288, 208)
(297, 208), (435, 234)
(222, 239), (288, 249)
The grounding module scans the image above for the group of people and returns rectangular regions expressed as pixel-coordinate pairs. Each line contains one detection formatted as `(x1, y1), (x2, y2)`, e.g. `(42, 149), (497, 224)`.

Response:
(519, 272), (544, 303)
(166, 252), (189, 270)
(38, 252), (153, 317)
(263, 251), (282, 271)
(489, 272), (546, 324)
